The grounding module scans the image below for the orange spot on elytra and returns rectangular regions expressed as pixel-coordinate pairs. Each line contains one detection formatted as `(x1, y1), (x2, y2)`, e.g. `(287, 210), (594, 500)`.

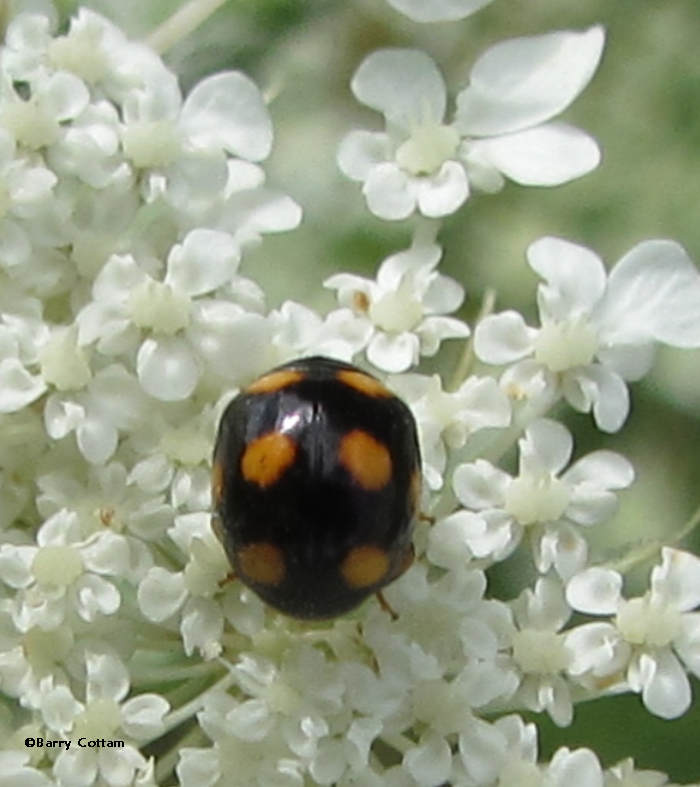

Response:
(340, 545), (390, 589)
(338, 429), (391, 491)
(241, 432), (296, 488)
(245, 369), (304, 394)
(336, 369), (392, 398)
(237, 542), (286, 586)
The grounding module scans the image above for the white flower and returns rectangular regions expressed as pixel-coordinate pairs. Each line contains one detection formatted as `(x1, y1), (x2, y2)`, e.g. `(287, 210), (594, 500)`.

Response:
(76, 229), (273, 400)
(37, 460), (174, 542)
(47, 99), (129, 189)
(0, 66), (89, 151)
(543, 747), (604, 787)
(390, 371), (511, 490)
(126, 396), (224, 511)
(195, 159), (302, 248)
(0, 128), (57, 270)
(604, 758), (670, 787)
(0, 600), (69, 699)
(476, 236), (700, 431)
(138, 512), (236, 658)
(453, 418), (634, 578)
(509, 577), (575, 726)
(42, 361), (151, 464)
(192, 646), (348, 781)
(0, 285), (49, 413)
(338, 28), (603, 219)
(0, 509), (136, 631)
(4, 7), (167, 102)
(268, 300), (373, 363)
(40, 651), (168, 787)
(121, 68), (272, 214)
(385, 0), (495, 22)
(566, 548), (700, 718)
(0, 751), (52, 787)
(365, 560), (517, 692)
(457, 714), (539, 785)
(325, 243), (469, 372)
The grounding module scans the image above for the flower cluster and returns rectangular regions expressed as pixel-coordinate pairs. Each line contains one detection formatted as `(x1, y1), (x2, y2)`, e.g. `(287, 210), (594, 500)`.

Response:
(1, 3), (699, 787)
(338, 28), (603, 219)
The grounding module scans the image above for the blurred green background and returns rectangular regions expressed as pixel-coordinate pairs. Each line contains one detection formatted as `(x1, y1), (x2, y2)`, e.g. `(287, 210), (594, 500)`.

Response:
(55, 0), (700, 780)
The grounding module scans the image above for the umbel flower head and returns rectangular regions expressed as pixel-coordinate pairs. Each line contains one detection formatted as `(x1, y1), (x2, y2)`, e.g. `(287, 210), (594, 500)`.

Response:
(1, 3), (700, 787)
(338, 27), (604, 219)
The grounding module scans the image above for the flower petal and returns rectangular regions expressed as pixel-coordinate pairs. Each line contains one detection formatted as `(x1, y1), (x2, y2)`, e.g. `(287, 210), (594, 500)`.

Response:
(453, 459), (509, 509)
(0, 358), (46, 412)
(367, 331), (419, 373)
(363, 162), (416, 220)
(547, 747), (603, 787)
(337, 130), (392, 181)
(415, 160), (469, 217)
(165, 229), (240, 297)
(138, 567), (187, 622)
(565, 622), (629, 678)
(137, 337), (200, 401)
(416, 315), (470, 356)
(86, 651), (129, 704)
(474, 311), (536, 364)
(188, 303), (272, 383)
(650, 548), (700, 612)
(181, 597), (223, 658)
(121, 694), (169, 740)
(528, 236), (606, 320)
(471, 123), (600, 185)
(519, 418), (572, 476)
(181, 71), (273, 161)
(455, 26), (605, 136)
(563, 450), (634, 490)
(563, 365), (629, 433)
(386, 0), (494, 22)
(351, 49), (447, 129)
(74, 574), (120, 620)
(566, 567), (622, 614)
(595, 240), (700, 348)
(640, 649), (691, 719)
(403, 734), (452, 787)
(76, 417), (118, 464)
(41, 71), (90, 121)
(535, 523), (587, 580)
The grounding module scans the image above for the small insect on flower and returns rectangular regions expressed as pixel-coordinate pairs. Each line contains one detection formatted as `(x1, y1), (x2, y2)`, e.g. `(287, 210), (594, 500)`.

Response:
(212, 356), (421, 619)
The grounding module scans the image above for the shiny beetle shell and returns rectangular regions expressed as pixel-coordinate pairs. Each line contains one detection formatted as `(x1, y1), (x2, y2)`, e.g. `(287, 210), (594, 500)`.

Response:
(211, 356), (421, 619)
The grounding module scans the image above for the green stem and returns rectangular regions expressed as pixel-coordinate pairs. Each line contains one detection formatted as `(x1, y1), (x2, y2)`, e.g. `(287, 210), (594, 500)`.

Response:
(447, 288), (496, 392)
(154, 723), (208, 784)
(145, 0), (230, 54)
(603, 498), (700, 574)
(130, 659), (220, 687)
(144, 669), (236, 744)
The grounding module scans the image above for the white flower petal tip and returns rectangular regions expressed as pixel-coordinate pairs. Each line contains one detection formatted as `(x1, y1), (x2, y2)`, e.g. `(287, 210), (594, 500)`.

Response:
(566, 568), (622, 615)
(351, 49), (447, 129)
(385, 0), (495, 22)
(456, 26), (605, 137)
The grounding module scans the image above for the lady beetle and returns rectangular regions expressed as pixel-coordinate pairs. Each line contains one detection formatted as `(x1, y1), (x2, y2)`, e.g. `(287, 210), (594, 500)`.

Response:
(211, 356), (421, 619)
